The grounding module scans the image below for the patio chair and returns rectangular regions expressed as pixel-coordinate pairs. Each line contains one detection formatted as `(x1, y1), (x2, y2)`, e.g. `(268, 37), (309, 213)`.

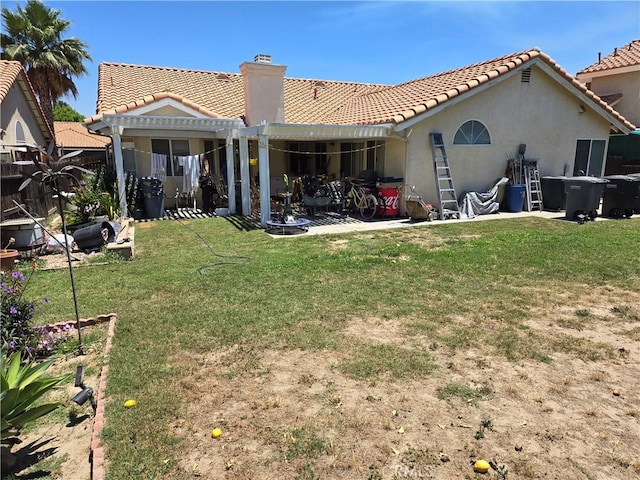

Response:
(211, 175), (229, 206)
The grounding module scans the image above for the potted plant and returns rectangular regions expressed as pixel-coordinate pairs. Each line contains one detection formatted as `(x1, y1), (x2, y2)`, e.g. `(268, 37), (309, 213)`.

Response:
(0, 237), (19, 271)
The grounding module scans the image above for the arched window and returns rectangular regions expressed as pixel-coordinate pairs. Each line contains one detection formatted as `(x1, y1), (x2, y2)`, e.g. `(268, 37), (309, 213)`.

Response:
(15, 121), (25, 143)
(453, 120), (490, 145)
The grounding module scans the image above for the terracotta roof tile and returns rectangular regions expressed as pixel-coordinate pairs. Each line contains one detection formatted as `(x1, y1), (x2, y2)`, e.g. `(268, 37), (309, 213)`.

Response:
(325, 49), (634, 130)
(0, 60), (53, 139)
(0, 60), (23, 103)
(89, 62), (388, 125)
(599, 92), (623, 105)
(88, 49), (634, 132)
(578, 39), (640, 75)
(54, 121), (111, 149)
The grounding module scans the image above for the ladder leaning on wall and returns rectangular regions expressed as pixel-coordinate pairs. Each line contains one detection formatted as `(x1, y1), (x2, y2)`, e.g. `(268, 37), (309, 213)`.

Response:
(429, 132), (461, 220)
(523, 159), (544, 211)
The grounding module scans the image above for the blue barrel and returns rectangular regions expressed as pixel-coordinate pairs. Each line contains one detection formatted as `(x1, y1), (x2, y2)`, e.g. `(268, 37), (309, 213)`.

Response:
(505, 184), (526, 212)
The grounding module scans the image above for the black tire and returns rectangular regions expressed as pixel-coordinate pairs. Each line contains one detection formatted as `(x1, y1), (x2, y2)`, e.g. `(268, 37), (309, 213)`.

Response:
(360, 195), (377, 220)
(609, 208), (623, 219)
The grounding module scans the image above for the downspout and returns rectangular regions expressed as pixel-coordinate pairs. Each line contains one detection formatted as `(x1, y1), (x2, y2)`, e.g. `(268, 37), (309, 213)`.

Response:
(225, 133), (236, 214)
(238, 135), (251, 215)
(110, 126), (127, 217)
(257, 129), (271, 226)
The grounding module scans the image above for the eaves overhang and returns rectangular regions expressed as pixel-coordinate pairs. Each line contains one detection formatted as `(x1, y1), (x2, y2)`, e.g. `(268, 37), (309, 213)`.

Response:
(240, 122), (396, 140)
(85, 114), (245, 135)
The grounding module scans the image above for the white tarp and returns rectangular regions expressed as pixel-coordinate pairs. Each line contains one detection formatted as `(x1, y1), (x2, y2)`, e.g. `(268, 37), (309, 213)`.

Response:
(459, 177), (509, 219)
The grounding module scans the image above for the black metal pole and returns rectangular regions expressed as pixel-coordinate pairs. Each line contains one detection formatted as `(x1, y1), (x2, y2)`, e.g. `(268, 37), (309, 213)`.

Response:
(55, 178), (83, 355)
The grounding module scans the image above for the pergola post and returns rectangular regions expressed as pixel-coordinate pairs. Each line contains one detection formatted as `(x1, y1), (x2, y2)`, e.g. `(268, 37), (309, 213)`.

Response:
(225, 133), (236, 214)
(110, 125), (127, 217)
(238, 135), (251, 215)
(257, 132), (271, 226)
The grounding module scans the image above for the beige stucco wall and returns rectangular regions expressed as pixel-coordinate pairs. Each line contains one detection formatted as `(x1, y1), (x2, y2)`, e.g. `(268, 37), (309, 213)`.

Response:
(142, 105), (197, 117)
(588, 71), (640, 128)
(0, 82), (47, 148)
(402, 64), (612, 206)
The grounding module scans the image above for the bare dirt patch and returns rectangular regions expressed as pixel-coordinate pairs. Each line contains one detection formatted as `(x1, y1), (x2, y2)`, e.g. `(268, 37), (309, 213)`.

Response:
(5, 323), (109, 480)
(169, 295), (640, 480)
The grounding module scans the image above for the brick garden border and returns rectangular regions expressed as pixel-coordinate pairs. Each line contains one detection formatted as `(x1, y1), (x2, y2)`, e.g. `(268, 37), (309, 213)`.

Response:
(46, 313), (117, 480)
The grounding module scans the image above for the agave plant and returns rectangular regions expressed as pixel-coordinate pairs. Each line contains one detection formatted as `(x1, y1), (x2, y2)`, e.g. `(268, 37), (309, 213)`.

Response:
(16, 145), (89, 194)
(1, 346), (69, 443)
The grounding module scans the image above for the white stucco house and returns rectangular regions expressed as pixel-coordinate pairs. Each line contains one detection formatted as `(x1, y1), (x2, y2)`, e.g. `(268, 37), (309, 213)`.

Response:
(0, 60), (54, 219)
(0, 60), (53, 163)
(83, 48), (635, 225)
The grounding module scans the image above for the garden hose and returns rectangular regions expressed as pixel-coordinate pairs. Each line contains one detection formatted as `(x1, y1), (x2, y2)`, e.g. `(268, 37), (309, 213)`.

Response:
(173, 217), (251, 274)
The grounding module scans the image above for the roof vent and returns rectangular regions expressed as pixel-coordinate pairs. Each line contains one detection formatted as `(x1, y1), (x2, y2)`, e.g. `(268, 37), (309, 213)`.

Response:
(521, 67), (532, 83)
(254, 54), (272, 64)
(313, 80), (326, 89)
(216, 73), (231, 81)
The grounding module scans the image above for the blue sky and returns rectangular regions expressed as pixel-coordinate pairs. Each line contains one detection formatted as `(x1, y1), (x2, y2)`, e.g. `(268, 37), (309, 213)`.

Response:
(5, 1), (639, 117)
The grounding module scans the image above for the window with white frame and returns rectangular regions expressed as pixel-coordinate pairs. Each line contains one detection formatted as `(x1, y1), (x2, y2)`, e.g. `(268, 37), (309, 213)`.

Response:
(366, 140), (385, 174)
(151, 139), (189, 176)
(453, 120), (491, 145)
(573, 139), (606, 176)
(340, 142), (364, 177)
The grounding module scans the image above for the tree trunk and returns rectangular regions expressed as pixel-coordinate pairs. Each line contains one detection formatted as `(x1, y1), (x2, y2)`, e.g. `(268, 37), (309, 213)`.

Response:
(33, 83), (57, 158)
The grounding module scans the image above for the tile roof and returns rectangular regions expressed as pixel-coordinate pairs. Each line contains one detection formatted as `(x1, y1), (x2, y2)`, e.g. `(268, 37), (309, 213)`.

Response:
(577, 39), (640, 75)
(87, 48), (634, 132)
(0, 60), (53, 140)
(89, 62), (387, 125)
(54, 121), (111, 149)
(0, 60), (24, 103)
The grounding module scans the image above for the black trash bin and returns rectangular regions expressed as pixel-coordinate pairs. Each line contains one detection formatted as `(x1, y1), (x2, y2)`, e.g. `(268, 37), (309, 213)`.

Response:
(140, 177), (164, 219)
(630, 173), (640, 213)
(563, 176), (609, 222)
(541, 176), (567, 211)
(602, 175), (640, 218)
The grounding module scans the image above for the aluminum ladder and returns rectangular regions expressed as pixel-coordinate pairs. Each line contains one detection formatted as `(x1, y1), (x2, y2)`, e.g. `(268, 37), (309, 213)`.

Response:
(429, 132), (461, 219)
(523, 159), (543, 211)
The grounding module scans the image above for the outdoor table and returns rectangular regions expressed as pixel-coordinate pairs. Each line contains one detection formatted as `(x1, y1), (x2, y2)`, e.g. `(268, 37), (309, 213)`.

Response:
(265, 218), (311, 235)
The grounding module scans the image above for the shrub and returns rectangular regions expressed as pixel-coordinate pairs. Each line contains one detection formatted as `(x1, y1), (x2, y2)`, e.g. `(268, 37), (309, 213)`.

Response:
(67, 168), (120, 224)
(0, 270), (75, 359)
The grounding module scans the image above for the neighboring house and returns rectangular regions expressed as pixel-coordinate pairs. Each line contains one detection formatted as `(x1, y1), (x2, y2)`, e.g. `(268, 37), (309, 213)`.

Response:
(0, 60), (55, 219)
(84, 49), (634, 225)
(54, 121), (111, 169)
(577, 39), (640, 174)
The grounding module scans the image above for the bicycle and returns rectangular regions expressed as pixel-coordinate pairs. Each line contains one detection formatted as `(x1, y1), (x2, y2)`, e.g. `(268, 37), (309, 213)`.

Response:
(345, 180), (384, 220)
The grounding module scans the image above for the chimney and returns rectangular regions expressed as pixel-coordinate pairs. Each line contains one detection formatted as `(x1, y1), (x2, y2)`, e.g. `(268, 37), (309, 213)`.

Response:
(598, 52), (601, 63)
(240, 54), (287, 126)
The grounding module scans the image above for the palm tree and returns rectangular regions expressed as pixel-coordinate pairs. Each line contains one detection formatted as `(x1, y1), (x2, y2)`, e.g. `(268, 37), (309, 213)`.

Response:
(1, 0), (91, 150)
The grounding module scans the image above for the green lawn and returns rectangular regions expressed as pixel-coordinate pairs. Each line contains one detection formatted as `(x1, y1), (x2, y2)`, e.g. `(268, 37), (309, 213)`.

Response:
(25, 216), (640, 479)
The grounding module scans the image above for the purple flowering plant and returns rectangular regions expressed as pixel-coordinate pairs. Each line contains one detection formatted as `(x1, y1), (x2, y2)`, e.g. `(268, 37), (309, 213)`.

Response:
(1, 268), (75, 359)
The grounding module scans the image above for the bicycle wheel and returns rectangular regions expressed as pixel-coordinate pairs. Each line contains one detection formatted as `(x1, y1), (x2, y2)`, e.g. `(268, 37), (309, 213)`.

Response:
(360, 194), (377, 220)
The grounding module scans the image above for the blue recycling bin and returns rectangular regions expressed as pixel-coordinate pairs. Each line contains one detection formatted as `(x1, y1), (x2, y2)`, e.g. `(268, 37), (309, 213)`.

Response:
(505, 184), (526, 212)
